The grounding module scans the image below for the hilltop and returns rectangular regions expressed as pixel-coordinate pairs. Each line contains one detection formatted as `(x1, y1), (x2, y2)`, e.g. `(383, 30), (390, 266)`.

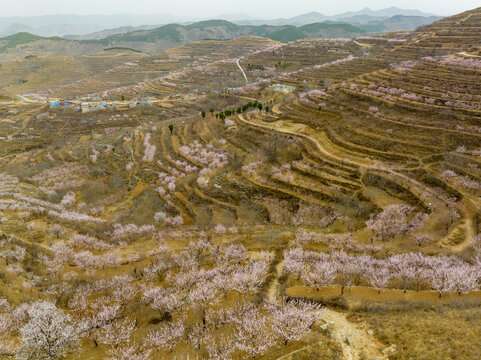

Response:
(0, 32), (62, 53)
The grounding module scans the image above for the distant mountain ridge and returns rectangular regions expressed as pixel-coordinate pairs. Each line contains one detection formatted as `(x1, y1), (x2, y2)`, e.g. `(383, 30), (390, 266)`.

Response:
(0, 7), (441, 37)
(76, 15), (441, 43)
(0, 14), (443, 57)
(0, 14), (182, 37)
(226, 7), (438, 26)
(333, 6), (435, 19)
(89, 20), (368, 45)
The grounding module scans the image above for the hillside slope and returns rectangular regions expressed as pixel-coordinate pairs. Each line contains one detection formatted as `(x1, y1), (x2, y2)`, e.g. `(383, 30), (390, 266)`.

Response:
(0, 7), (480, 360)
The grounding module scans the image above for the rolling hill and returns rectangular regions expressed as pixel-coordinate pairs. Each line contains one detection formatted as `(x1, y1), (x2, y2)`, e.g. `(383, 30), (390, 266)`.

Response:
(0, 12), (443, 61)
(0, 20), (367, 61)
(0, 32), (63, 53)
(99, 20), (367, 45)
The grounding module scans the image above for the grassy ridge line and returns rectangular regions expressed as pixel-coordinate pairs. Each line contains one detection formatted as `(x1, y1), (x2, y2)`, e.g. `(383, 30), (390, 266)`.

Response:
(102, 21), (366, 44)
(103, 47), (144, 53)
(0, 32), (63, 53)
(0, 20), (366, 49)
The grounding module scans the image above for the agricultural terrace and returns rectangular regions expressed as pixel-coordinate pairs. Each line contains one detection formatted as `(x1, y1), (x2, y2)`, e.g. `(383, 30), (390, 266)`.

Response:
(0, 7), (481, 360)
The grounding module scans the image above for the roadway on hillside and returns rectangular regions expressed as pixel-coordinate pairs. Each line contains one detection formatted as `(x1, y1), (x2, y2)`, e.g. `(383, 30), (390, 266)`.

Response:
(15, 94), (36, 103)
(236, 58), (248, 85)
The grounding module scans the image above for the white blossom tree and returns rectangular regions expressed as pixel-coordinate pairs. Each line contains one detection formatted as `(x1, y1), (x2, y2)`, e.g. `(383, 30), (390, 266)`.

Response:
(231, 305), (274, 359)
(265, 298), (321, 345)
(146, 320), (185, 352)
(16, 301), (81, 360)
(105, 342), (151, 360)
(366, 204), (413, 241)
(367, 267), (391, 294)
(305, 261), (337, 291)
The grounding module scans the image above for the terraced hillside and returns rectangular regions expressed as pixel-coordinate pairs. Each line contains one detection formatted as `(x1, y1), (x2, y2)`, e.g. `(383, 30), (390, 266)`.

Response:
(389, 7), (481, 59)
(0, 8), (480, 360)
(0, 49), (147, 97)
(0, 36), (278, 100)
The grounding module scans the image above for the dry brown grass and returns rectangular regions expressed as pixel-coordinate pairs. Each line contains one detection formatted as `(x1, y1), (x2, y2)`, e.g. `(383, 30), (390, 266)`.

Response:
(348, 301), (481, 360)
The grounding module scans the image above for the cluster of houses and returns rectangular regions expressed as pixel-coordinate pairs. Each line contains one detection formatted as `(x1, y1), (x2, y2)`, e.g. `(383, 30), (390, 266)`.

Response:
(43, 94), (195, 113)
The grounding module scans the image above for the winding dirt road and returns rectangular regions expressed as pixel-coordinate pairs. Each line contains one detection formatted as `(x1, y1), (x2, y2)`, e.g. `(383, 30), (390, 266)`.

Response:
(237, 58), (248, 85)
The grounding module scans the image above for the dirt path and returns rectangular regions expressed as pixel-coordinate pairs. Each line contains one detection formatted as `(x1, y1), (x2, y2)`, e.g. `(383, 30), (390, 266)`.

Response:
(15, 94), (36, 103)
(458, 51), (481, 58)
(352, 40), (371, 48)
(237, 58), (248, 85)
(321, 309), (386, 360)
(237, 113), (370, 168)
(271, 306), (387, 360)
(447, 194), (480, 253)
(265, 258), (386, 360)
(267, 260), (285, 303)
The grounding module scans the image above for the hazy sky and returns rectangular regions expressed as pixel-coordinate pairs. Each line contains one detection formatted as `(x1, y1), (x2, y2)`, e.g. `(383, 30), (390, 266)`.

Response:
(2, 0), (479, 18)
